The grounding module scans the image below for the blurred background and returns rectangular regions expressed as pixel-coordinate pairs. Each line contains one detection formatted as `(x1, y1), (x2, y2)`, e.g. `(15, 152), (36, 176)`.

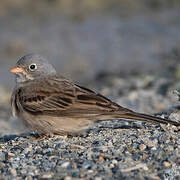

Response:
(0, 0), (180, 135)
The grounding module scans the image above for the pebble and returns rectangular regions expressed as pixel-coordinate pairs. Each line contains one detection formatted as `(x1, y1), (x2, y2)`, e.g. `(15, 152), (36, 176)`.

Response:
(139, 144), (146, 151)
(0, 152), (7, 161)
(148, 139), (158, 148)
(64, 176), (72, 180)
(95, 177), (102, 180)
(98, 155), (105, 162)
(163, 161), (171, 167)
(9, 168), (17, 176)
(61, 162), (70, 168)
(169, 110), (180, 122)
(112, 159), (118, 164)
(41, 173), (53, 178)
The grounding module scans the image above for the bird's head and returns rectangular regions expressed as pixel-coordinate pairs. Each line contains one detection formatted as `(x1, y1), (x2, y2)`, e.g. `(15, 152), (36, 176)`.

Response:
(9, 54), (56, 83)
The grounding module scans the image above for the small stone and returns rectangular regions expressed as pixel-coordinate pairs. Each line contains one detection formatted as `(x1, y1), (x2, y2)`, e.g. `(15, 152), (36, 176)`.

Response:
(88, 170), (93, 173)
(25, 176), (33, 180)
(98, 156), (104, 162)
(95, 177), (102, 180)
(34, 169), (39, 175)
(41, 173), (53, 179)
(0, 152), (7, 161)
(64, 176), (72, 180)
(108, 141), (113, 146)
(175, 158), (180, 165)
(169, 110), (180, 122)
(21, 169), (27, 174)
(112, 159), (118, 164)
(23, 147), (32, 154)
(110, 163), (115, 168)
(7, 152), (15, 159)
(142, 153), (148, 160)
(151, 147), (157, 150)
(139, 144), (146, 151)
(165, 138), (170, 144)
(61, 162), (70, 168)
(163, 161), (171, 167)
(148, 139), (158, 148)
(167, 146), (174, 151)
(87, 151), (93, 160)
(9, 168), (17, 176)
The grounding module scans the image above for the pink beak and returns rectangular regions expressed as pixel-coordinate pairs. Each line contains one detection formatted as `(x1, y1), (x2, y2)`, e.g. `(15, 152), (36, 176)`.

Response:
(9, 66), (24, 74)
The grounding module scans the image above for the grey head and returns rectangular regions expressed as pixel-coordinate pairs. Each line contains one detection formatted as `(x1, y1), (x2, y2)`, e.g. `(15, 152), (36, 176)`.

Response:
(10, 54), (57, 83)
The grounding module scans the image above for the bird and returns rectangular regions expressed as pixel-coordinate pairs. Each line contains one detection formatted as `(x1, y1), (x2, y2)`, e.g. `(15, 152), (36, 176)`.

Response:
(10, 54), (180, 136)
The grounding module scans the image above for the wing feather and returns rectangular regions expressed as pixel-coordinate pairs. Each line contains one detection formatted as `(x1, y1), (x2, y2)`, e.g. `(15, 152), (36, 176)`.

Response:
(16, 76), (129, 116)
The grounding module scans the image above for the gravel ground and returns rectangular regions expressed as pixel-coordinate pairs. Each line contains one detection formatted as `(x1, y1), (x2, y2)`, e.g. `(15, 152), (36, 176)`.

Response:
(0, 74), (179, 180)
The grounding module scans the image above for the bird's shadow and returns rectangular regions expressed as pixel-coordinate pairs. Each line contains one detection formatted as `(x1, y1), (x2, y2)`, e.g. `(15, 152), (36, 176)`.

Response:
(0, 122), (142, 141)
(0, 133), (38, 143)
(99, 124), (143, 130)
(96, 119), (148, 130)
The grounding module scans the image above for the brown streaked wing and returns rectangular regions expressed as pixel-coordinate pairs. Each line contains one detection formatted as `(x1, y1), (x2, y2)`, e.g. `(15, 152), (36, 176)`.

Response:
(17, 76), (129, 115)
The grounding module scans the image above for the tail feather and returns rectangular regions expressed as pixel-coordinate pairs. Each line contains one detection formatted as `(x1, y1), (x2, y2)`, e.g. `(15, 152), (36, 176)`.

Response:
(115, 111), (180, 127)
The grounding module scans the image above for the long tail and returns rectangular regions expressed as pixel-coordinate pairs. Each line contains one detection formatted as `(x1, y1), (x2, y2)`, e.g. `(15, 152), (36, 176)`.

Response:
(114, 111), (180, 127)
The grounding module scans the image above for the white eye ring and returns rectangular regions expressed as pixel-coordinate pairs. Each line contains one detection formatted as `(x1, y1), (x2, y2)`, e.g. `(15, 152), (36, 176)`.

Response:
(29, 63), (37, 71)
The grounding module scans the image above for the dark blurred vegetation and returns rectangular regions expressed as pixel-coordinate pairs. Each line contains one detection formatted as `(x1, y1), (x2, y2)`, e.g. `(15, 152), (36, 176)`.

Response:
(0, 0), (180, 17)
(0, 0), (180, 90)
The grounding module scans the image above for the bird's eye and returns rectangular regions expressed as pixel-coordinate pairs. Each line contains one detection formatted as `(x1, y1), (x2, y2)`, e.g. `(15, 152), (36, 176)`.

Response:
(29, 63), (37, 71)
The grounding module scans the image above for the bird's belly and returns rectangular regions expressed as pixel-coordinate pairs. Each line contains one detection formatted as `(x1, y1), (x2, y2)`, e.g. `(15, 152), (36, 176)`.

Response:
(20, 112), (92, 135)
